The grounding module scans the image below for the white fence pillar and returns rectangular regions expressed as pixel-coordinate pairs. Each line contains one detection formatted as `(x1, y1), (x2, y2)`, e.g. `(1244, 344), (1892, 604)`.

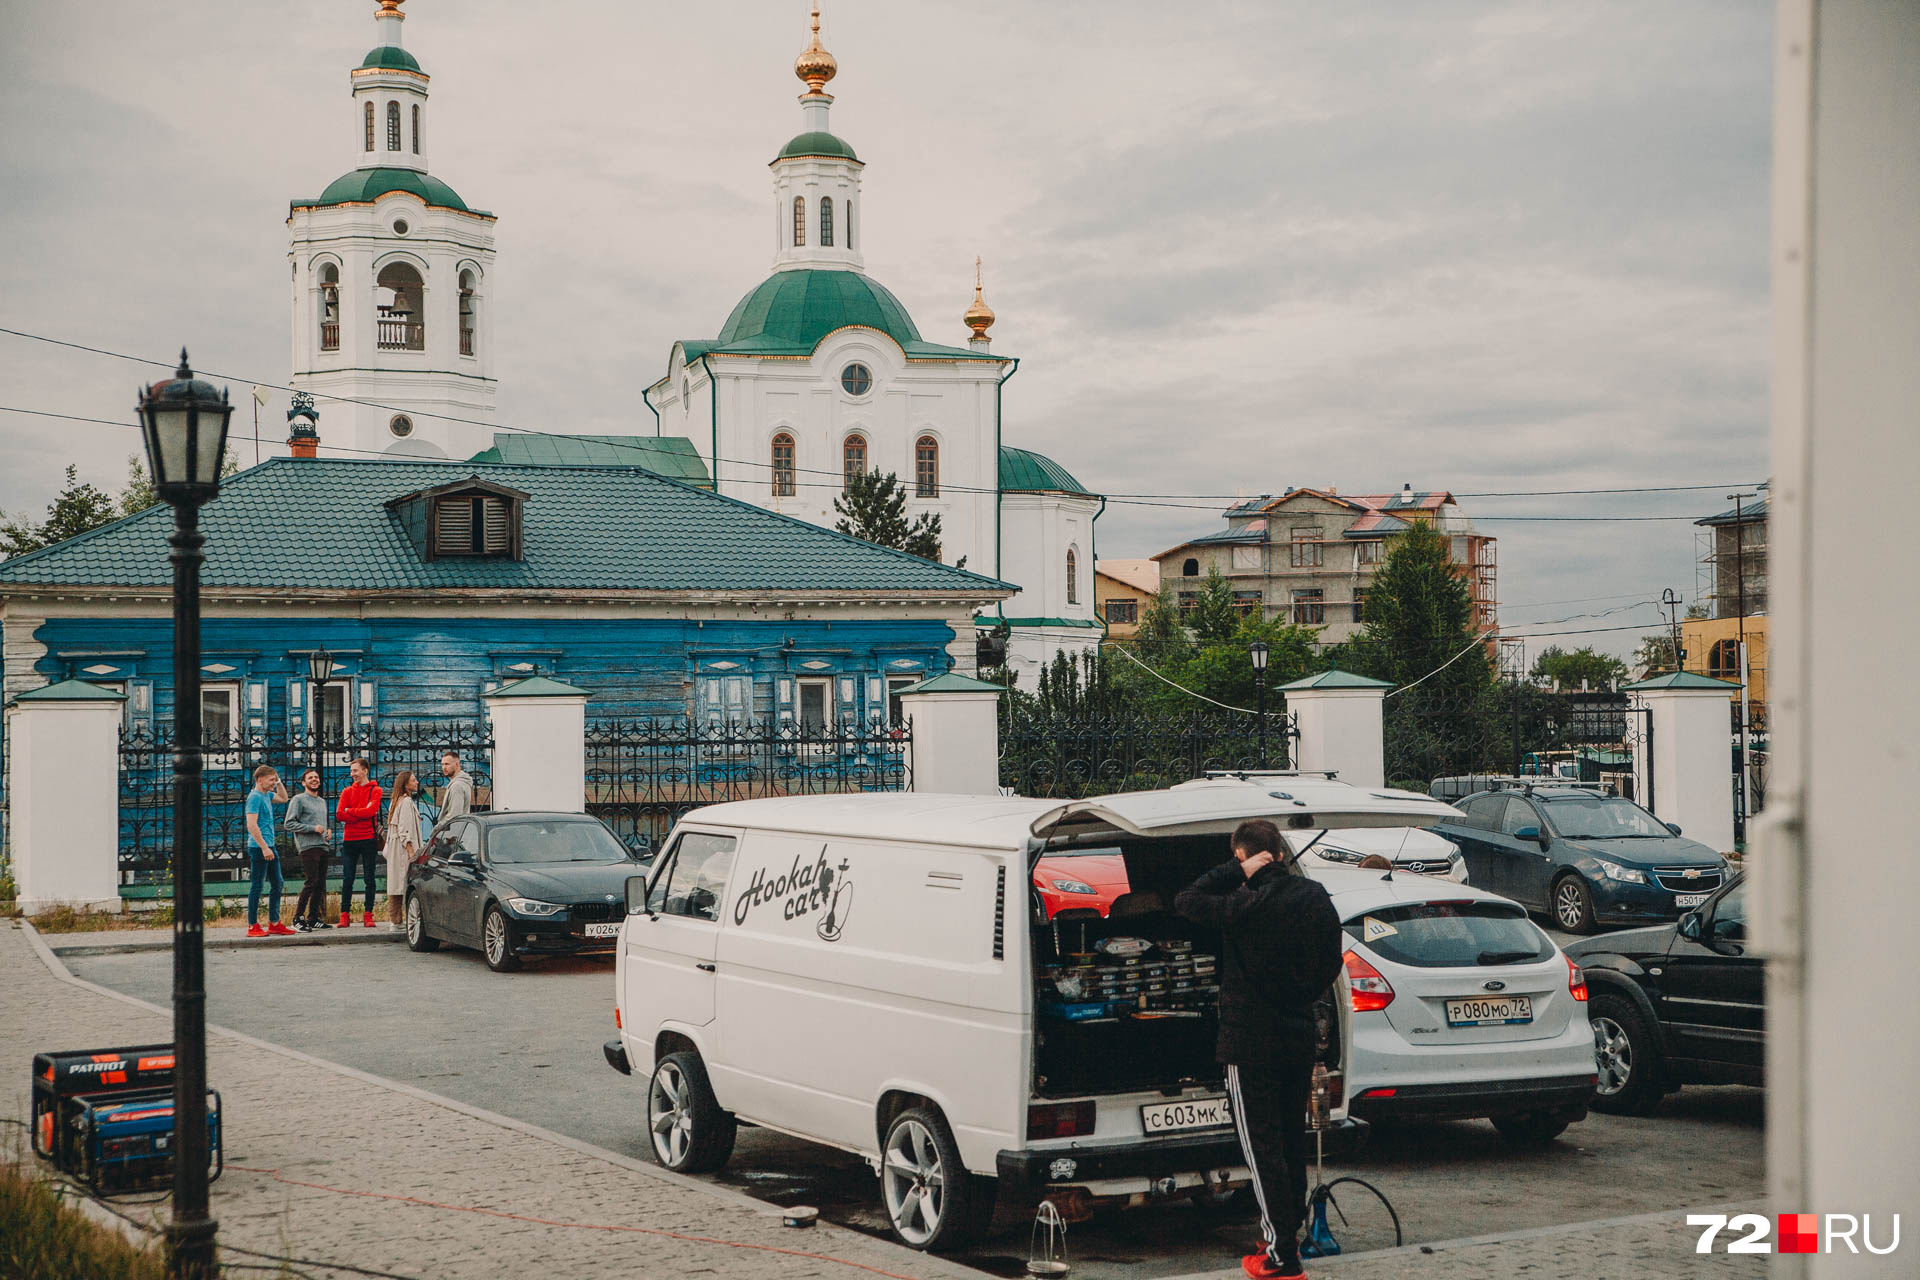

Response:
(483, 677), (590, 813)
(1625, 673), (1738, 853)
(6, 679), (126, 913)
(1280, 671), (1391, 787)
(898, 673), (1003, 796)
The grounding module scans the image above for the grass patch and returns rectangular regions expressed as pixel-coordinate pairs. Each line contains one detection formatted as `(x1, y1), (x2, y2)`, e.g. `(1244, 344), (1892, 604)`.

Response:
(0, 1160), (167, 1280)
(31, 892), (385, 934)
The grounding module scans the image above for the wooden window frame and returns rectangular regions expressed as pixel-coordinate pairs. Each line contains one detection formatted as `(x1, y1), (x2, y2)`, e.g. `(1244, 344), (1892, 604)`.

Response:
(915, 436), (939, 498)
(792, 196), (806, 247)
(411, 103), (421, 154)
(771, 433), (797, 497)
(1065, 549), (1079, 604)
(1290, 529), (1324, 568)
(386, 101), (402, 151)
(842, 434), (866, 492)
(365, 101), (375, 151)
(429, 492), (523, 560)
(820, 196), (834, 247)
(1291, 588), (1326, 625)
(1103, 599), (1138, 625)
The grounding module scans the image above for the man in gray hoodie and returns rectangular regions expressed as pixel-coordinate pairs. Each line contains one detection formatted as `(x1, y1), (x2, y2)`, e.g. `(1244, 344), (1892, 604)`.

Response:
(439, 751), (474, 823)
(285, 768), (334, 932)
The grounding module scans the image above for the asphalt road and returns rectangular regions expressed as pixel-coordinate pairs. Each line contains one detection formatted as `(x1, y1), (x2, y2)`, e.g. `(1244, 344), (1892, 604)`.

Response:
(66, 926), (1763, 1280)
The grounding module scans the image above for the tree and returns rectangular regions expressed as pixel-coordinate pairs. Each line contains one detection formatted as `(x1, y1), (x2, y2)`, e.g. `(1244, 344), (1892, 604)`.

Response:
(1530, 644), (1629, 691)
(832, 469), (949, 562)
(1186, 567), (1239, 643)
(1132, 588), (1192, 665)
(1, 465), (121, 558)
(1346, 520), (1491, 694)
(120, 450), (239, 518)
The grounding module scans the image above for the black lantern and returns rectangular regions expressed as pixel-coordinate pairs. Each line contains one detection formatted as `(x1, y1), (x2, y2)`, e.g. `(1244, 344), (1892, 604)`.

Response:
(137, 350), (233, 506)
(1250, 642), (1271, 770)
(138, 348), (231, 1280)
(307, 646), (337, 686)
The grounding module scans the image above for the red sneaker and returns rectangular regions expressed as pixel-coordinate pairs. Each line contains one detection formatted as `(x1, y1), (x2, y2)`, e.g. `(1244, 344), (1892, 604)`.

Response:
(267, 922), (296, 936)
(1242, 1253), (1306, 1280)
(338, 912), (352, 927)
(362, 911), (375, 928)
(247, 924), (268, 938)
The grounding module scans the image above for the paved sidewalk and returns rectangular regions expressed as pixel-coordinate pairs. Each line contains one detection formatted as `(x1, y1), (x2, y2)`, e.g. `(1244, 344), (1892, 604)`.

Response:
(3, 918), (972, 1280)
(43, 924), (405, 957)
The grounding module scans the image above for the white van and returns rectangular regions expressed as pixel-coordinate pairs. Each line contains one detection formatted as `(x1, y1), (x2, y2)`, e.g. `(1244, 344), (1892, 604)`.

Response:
(606, 776), (1460, 1251)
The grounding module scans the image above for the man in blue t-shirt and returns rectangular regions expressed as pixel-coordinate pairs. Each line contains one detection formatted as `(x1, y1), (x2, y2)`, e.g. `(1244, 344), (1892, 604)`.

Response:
(244, 765), (293, 937)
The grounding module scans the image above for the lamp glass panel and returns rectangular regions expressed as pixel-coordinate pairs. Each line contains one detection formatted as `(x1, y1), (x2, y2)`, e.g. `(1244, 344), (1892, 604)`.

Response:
(149, 406), (192, 486)
(192, 406), (229, 484)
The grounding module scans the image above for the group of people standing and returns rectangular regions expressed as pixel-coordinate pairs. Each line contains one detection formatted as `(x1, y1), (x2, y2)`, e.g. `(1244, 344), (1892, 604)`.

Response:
(241, 751), (474, 937)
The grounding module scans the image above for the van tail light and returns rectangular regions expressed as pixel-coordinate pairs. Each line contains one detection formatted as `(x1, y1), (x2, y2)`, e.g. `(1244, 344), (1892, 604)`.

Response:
(1566, 955), (1588, 1003)
(1356, 1087), (1398, 1100)
(1027, 1100), (1097, 1141)
(1344, 950), (1395, 1013)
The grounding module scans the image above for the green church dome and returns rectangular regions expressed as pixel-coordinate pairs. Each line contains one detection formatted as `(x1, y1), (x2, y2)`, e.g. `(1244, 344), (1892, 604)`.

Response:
(359, 45), (423, 73)
(716, 268), (923, 351)
(298, 167), (476, 214)
(775, 131), (859, 162)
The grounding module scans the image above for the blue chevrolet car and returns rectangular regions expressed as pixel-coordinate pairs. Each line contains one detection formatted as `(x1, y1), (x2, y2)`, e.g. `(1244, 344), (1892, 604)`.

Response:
(1430, 787), (1729, 933)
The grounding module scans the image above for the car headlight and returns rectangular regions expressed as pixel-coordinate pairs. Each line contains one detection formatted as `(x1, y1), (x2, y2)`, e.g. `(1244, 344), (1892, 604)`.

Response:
(1592, 859), (1646, 884)
(1050, 879), (1097, 895)
(505, 897), (566, 917)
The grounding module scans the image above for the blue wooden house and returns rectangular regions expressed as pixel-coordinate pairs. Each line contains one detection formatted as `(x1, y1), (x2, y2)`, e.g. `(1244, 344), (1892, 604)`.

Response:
(0, 456), (1010, 745)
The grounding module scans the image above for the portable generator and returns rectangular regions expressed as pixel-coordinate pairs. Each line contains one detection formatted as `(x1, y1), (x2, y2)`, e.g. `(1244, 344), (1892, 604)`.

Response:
(30, 1044), (223, 1193)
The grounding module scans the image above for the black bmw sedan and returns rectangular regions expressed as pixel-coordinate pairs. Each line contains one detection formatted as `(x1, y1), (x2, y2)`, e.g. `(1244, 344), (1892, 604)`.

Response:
(404, 812), (647, 972)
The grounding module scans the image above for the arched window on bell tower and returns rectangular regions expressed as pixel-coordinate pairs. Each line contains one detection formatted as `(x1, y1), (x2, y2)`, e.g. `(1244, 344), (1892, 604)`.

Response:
(820, 197), (834, 247)
(792, 197), (806, 247)
(412, 104), (421, 154)
(387, 101), (401, 151)
(364, 101), (375, 151)
(843, 433), (866, 491)
(319, 263), (340, 352)
(376, 262), (425, 351)
(459, 270), (476, 357)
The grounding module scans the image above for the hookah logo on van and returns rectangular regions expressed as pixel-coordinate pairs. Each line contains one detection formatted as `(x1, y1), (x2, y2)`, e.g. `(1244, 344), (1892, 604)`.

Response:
(734, 847), (854, 941)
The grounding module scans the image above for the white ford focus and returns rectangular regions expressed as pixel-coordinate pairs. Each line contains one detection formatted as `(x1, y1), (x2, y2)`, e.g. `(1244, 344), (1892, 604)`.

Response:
(1308, 867), (1598, 1143)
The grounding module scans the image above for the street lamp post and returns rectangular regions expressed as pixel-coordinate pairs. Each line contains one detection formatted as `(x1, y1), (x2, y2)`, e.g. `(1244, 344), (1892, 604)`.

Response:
(307, 647), (336, 785)
(1250, 641), (1270, 768)
(139, 350), (232, 1280)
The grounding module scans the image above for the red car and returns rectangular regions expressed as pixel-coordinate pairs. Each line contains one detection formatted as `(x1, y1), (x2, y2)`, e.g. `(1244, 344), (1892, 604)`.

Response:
(1032, 851), (1132, 919)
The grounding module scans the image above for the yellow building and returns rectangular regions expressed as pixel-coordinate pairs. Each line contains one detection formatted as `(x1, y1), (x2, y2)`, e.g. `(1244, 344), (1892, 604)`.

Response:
(1094, 559), (1159, 642)
(1680, 614), (1768, 712)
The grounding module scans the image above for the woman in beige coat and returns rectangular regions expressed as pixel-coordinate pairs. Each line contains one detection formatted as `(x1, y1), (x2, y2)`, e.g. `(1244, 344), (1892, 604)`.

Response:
(383, 771), (423, 926)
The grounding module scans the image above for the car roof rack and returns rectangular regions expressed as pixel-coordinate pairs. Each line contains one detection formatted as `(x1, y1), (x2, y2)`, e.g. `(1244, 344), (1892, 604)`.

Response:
(1203, 769), (1341, 781)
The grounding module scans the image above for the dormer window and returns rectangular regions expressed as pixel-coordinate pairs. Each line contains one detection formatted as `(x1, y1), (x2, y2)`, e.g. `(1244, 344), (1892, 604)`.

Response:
(387, 478), (529, 562)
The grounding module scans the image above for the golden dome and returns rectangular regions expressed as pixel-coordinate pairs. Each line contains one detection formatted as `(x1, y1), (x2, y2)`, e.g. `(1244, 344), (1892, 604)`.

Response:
(376, 0), (405, 16)
(795, 4), (837, 95)
(964, 257), (995, 338)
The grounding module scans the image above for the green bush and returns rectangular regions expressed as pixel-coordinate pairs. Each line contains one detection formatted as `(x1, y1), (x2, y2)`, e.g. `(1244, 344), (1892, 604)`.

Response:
(0, 1160), (167, 1280)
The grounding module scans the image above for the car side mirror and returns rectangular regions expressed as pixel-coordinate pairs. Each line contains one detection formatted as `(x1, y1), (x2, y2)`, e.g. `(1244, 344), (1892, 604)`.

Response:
(1514, 825), (1541, 841)
(1665, 822), (1683, 836)
(1711, 916), (1746, 945)
(626, 875), (653, 918)
(1678, 911), (1704, 940)
(447, 849), (475, 867)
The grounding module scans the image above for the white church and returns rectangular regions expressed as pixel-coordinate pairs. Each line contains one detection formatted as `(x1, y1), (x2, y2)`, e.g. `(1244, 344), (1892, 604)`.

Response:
(286, 1), (1101, 681)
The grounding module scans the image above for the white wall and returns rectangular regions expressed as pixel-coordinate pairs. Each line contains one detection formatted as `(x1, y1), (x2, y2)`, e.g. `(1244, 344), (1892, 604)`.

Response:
(1630, 689), (1736, 853)
(1761, 3), (1920, 1272)
(484, 694), (587, 813)
(1289, 689), (1385, 787)
(7, 700), (123, 912)
(901, 689), (1000, 795)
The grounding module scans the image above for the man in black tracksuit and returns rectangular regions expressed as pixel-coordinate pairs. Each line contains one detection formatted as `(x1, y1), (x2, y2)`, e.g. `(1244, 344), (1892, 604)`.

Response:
(1175, 818), (1343, 1280)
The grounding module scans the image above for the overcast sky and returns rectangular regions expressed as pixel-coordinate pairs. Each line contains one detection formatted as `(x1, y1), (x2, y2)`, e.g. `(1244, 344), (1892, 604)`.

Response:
(0, 1), (1771, 657)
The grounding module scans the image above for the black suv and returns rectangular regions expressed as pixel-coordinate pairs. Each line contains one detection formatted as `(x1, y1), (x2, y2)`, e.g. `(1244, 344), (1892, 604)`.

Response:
(1562, 874), (1761, 1114)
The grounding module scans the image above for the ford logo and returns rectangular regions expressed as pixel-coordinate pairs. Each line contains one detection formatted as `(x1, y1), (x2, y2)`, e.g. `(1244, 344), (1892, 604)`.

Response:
(1483, 980), (1507, 992)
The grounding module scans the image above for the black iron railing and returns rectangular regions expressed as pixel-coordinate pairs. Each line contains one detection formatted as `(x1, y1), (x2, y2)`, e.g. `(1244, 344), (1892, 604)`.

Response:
(584, 716), (910, 855)
(998, 707), (1296, 799)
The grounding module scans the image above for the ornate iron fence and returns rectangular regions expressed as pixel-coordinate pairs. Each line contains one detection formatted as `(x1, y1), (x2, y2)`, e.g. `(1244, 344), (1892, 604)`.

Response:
(1385, 684), (1652, 805)
(584, 717), (910, 855)
(998, 707), (1296, 799)
(118, 721), (492, 888)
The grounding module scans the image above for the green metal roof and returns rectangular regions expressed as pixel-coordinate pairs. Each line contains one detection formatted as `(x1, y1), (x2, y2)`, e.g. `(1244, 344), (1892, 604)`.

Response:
(996, 616), (1101, 629)
(295, 167), (483, 215)
(488, 676), (592, 700)
(8, 678), (127, 705)
(894, 673), (1005, 696)
(998, 446), (1092, 496)
(472, 433), (712, 485)
(775, 131), (859, 162)
(0, 458), (1011, 597)
(687, 269), (1001, 361)
(1279, 669), (1396, 691)
(359, 46), (422, 72)
(1623, 671), (1742, 691)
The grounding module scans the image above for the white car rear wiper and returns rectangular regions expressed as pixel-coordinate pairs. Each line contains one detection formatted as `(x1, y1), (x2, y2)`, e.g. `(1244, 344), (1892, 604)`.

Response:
(1476, 949), (1541, 966)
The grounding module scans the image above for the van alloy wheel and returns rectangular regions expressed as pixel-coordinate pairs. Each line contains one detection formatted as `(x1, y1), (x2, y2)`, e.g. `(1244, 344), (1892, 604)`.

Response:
(1593, 1015), (1633, 1095)
(649, 1059), (695, 1167)
(882, 1118), (946, 1247)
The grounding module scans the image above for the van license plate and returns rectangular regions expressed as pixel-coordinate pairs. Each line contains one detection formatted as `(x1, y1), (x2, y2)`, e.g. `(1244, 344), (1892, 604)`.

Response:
(583, 922), (620, 939)
(1140, 1096), (1234, 1135)
(1674, 893), (1709, 908)
(1444, 995), (1532, 1026)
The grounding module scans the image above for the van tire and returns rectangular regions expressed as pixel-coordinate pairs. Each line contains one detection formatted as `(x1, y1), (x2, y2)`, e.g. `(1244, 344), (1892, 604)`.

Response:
(880, 1106), (980, 1252)
(647, 1051), (736, 1174)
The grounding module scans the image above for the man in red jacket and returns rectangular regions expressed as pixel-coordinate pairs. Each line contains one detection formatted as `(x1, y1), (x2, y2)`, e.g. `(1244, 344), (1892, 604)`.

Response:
(336, 757), (384, 928)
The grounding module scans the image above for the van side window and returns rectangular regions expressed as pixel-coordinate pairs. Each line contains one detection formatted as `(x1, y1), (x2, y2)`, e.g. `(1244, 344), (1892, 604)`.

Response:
(647, 832), (737, 922)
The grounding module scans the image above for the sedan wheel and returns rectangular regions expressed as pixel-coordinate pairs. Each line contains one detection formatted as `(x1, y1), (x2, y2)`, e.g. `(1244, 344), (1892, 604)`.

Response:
(1553, 874), (1597, 933)
(1593, 1016), (1633, 1096)
(482, 904), (521, 972)
(1587, 993), (1664, 1115)
(404, 894), (439, 952)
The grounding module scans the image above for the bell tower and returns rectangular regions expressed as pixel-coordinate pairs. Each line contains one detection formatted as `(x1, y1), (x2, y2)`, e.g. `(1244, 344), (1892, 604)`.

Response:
(769, 6), (865, 274)
(287, 0), (499, 460)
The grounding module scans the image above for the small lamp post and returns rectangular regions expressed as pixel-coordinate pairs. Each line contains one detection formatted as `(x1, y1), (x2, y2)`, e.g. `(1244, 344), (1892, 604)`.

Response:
(307, 646), (336, 784)
(138, 350), (232, 1280)
(1250, 641), (1270, 769)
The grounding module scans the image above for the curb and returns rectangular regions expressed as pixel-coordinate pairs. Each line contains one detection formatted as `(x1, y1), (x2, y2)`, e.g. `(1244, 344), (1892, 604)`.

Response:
(49, 929), (406, 958)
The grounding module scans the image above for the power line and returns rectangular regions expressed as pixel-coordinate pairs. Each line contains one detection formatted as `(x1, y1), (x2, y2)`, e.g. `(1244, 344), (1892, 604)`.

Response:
(0, 324), (1759, 513)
